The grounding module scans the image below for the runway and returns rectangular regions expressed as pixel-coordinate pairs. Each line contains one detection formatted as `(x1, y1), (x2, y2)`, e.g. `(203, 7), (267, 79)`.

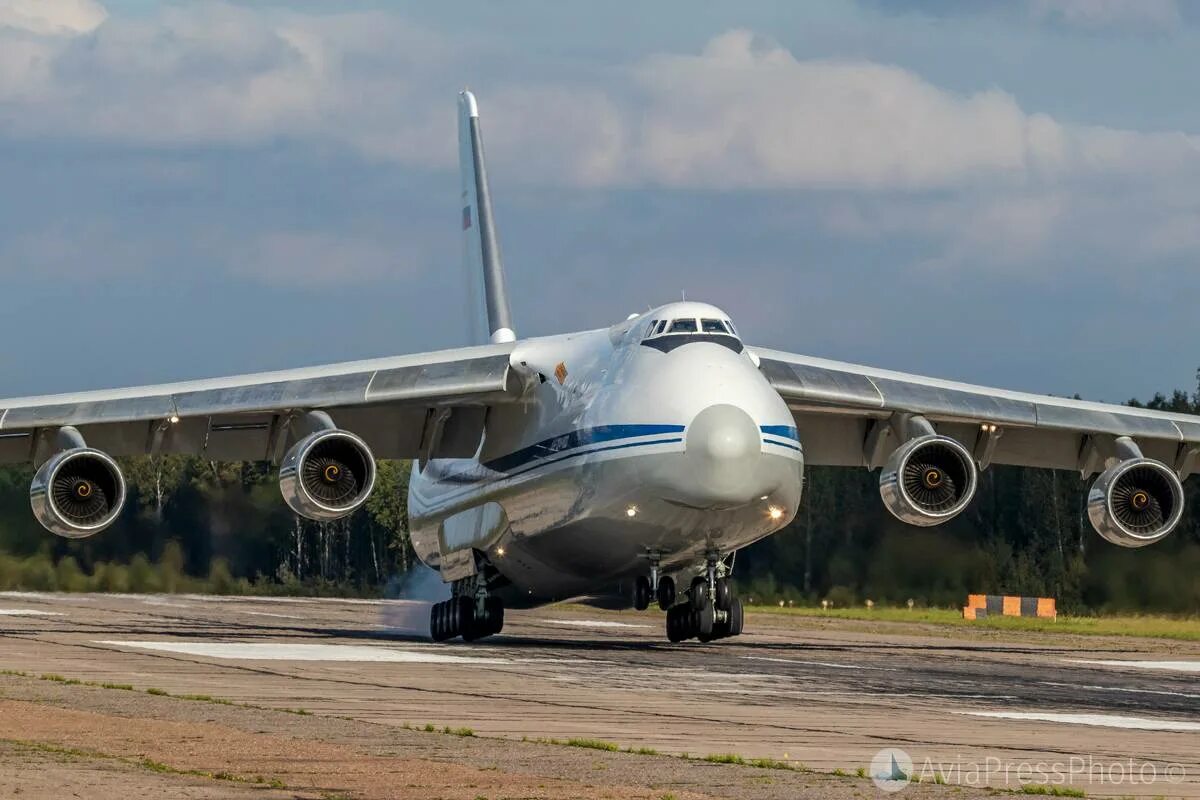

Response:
(0, 591), (1197, 798)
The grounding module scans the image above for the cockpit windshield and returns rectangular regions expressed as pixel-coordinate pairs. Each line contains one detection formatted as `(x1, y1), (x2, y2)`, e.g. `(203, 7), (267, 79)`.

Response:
(641, 314), (742, 349)
(669, 319), (698, 333)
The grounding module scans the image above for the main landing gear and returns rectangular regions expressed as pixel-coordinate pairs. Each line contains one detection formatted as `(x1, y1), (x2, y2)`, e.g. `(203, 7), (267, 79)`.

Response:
(430, 578), (504, 642)
(649, 552), (744, 644)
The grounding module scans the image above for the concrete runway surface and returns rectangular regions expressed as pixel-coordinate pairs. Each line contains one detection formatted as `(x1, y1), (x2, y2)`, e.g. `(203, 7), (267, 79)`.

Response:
(0, 591), (1197, 798)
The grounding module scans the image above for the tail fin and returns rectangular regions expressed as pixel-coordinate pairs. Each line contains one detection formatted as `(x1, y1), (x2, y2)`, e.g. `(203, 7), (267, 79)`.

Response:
(458, 90), (515, 344)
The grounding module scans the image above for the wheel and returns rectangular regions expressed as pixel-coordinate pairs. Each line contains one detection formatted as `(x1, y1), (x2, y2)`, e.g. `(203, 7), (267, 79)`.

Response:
(666, 608), (685, 642)
(634, 576), (652, 611)
(728, 598), (744, 636)
(656, 576), (675, 611)
(448, 597), (462, 637)
(454, 596), (473, 640)
(697, 602), (714, 638)
(485, 597), (504, 635)
(690, 576), (707, 611)
(430, 601), (449, 642)
(714, 577), (732, 612)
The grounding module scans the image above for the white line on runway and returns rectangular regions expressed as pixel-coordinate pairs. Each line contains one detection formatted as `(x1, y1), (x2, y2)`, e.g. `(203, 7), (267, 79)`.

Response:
(741, 655), (899, 671)
(538, 619), (653, 629)
(1040, 681), (1200, 700)
(957, 710), (1200, 732)
(1068, 659), (1200, 673)
(0, 609), (64, 616)
(96, 640), (512, 664)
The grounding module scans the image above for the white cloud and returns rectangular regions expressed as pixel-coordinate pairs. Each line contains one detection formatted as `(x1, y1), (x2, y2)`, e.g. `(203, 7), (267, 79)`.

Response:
(0, 0), (106, 36)
(1028, 0), (1181, 31)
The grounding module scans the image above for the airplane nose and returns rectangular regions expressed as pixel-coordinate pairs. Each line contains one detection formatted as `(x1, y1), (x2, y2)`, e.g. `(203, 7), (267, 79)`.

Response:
(669, 404), (767, 508)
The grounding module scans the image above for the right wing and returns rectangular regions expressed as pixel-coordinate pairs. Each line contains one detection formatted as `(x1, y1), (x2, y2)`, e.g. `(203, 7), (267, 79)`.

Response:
(0, 342), (524, 465)
(753, 347), (1200, 478)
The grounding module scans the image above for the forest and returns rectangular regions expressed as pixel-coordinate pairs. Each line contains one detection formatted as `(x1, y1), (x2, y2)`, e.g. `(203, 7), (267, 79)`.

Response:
(0, 376), (1197, 614)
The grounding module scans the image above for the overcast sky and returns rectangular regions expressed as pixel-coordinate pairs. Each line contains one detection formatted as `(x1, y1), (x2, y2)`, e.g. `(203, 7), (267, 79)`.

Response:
(1, 0), (1198, 402)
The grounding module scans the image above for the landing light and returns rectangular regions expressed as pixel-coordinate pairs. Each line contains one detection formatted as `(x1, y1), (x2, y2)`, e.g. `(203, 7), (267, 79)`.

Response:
(496, 546), (506, 557)
(768, 505), (784, 521)
(168, 415), (181, 424)
(625, 505), (639, 518)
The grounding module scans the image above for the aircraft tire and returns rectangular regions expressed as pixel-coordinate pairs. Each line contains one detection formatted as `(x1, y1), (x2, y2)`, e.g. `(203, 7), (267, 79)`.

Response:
(656, 576), (675, 611)
(485, 597), (504, 635)
(634, 576), (652, 611)
(697, 602), (714, 638)
(714, 577), (732, 611)
(729, 598), (744, 636)
(690, 576), (707, 611)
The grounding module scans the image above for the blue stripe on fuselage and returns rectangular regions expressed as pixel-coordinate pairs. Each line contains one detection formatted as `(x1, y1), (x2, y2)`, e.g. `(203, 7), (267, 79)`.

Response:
(760, 424), (799, 442)
(482, 424), (687, 473)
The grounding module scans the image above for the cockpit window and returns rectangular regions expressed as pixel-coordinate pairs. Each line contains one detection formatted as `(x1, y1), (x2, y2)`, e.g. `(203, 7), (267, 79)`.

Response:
(701, 318), (728, 334)
(669, 318), (698, 333)
(655, 320), (667, 334)
(646, 320), (658, 336)
(724, 320), (737, 335)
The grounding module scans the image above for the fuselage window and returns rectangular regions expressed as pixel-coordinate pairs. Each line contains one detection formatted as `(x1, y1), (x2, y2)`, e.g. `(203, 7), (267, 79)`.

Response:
(701, 318), (727, 334)
(669, 318), (698, 333)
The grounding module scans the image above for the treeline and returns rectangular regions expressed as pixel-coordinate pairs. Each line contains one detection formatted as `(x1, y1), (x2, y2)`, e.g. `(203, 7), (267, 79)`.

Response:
(0, 378), (1197, 613)
(0, 458), (413, 596)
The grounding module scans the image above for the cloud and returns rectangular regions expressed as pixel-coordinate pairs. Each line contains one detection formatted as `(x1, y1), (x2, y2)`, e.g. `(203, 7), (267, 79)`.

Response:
(1028, 0), (1181, 31)
(0, 0), (106, 36)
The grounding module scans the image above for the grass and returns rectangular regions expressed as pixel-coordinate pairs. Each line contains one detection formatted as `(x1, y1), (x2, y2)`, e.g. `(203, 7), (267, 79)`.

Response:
(748, 604), (1200, 641)
(565, 738), (620, 752)
(705, 753), (745, 765)
(1019, 784), (1086, 797)
(5, 738), (288, 789)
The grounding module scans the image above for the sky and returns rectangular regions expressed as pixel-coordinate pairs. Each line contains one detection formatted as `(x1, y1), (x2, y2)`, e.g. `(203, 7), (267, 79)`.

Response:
(1, 0), (1199, 402)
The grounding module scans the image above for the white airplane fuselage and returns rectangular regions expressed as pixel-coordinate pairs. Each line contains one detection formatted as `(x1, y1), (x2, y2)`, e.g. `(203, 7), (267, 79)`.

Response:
(409, 301), (803, 607)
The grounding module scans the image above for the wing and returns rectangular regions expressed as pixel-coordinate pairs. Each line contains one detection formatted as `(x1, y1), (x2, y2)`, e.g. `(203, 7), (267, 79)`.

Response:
(0, 343), (525, 465)
(752, 347), (1200, 479)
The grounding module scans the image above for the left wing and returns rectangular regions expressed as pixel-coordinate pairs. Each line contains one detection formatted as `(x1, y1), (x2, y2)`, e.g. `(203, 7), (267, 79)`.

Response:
(0, 342), (524, 466)
(752, 347), (1200, 478)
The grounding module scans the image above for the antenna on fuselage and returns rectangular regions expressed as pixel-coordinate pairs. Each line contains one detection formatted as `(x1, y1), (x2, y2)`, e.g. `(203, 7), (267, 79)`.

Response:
(458, 89), (516, 344)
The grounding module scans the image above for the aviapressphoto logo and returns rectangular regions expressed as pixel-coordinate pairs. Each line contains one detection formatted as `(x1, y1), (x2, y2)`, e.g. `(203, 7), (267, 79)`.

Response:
(867, 749), (1187, 792)
(869, 748), (913, 792)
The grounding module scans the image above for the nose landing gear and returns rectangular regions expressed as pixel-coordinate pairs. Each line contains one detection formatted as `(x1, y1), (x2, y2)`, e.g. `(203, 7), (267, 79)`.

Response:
(662, 552), (743, 644)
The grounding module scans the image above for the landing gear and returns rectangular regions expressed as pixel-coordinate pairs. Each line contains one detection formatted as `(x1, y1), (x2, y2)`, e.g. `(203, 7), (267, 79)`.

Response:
(656, 576), (675, 610)
(430, 578), (504, 642)
(633, 575), (652, 611)
(662, 552), (742, 644)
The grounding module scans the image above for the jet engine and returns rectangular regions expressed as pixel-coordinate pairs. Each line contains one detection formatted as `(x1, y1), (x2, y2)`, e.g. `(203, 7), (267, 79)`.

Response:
(879, 434), (978, 526)
(1087, 456), (1184, 548)
(279, 429), (376, 520)
(30, 448), (127, 538)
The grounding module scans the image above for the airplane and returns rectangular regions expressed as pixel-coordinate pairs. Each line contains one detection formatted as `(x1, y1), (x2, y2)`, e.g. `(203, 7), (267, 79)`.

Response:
(3, 91), (1198, 644)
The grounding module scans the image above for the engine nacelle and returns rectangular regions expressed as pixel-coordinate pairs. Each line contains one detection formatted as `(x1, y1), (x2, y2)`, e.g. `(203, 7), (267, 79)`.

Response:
(879, 434), (978, 526)
(279, 429), (376, 521)
(1087, 458), (1184, 548)
(30, 448), (127, 538)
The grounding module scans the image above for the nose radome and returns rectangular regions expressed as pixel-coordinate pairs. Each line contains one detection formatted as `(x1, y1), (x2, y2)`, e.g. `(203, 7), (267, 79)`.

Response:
(688, 404), (758, 462)
(678, 404), (764, 507)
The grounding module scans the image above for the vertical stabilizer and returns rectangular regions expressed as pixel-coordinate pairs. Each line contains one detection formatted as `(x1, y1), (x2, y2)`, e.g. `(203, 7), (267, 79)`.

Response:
(458, 90), (515, 344)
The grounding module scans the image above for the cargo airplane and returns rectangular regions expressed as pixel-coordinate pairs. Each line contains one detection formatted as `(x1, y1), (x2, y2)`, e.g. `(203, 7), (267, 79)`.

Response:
(5, 92), (1197, 643)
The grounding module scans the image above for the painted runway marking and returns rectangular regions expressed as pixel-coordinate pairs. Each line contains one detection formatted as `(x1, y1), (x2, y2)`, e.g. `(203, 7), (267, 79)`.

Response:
(96, 641), (512, 664)
(958, 710), (1200, 732)
(1068, 659), (1200, 673)
(538, 619), (653, 629)
(1040, 681), (1200, 700)
(0, 609), (64, 616)
(741, 655), (899, 671)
